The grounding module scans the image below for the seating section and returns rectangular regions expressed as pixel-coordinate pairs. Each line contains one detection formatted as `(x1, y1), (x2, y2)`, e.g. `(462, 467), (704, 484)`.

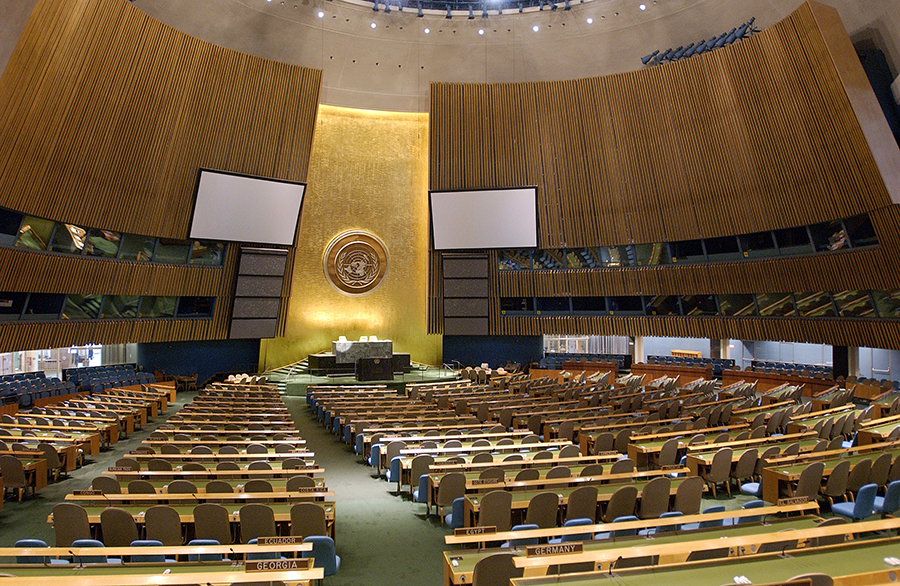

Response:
(646, 356), (736, 377)
(64, 364), (155, 394)
(538, 353), (629, 370)
(0, 372), (75, 407)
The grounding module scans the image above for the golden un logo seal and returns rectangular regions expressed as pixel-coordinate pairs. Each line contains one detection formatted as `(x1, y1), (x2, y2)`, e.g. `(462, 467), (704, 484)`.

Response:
(323, 231), (389, 296)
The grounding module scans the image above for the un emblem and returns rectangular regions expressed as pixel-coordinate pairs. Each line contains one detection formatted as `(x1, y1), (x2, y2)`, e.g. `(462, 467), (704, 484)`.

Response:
(323, 231), (389, 296)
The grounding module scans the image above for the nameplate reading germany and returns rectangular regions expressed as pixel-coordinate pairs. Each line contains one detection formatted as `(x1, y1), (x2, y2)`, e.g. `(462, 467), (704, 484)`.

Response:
(454, 526), (497, 536)
(526, 543), (583, 557)
(246, 559), (311, 572)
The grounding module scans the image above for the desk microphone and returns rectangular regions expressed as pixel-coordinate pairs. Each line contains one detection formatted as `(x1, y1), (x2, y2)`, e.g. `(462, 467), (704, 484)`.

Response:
(68, 550), (82, 569)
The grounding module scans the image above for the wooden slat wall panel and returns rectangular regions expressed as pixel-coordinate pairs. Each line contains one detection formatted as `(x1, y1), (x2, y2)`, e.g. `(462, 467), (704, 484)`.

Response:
(500, 314), (900, 351)
(0, 318), (222, 354)
(428, 3), (892, 248)
(0, 248), (224, 296)
(0, 0), (322, 239)
(0, 0), (322, 349)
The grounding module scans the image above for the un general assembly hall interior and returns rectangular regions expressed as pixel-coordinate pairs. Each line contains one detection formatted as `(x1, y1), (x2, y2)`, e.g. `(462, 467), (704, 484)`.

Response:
(1, 0), (900, 584)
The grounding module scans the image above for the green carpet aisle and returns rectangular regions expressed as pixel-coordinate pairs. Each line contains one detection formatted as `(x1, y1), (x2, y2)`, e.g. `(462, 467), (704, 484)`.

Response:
(284, 396), (450, 585)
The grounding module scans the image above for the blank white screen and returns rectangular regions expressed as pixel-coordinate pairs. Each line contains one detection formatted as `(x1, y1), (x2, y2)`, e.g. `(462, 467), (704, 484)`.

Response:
(190, 170), (305, 246)
(430, 188), (538, 250)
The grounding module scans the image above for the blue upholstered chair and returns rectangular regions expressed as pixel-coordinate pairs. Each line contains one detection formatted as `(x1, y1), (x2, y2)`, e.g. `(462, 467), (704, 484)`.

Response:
(186, 538), (225, 562)
(548, 518), (593, 543)
(14, 539), (69, 564)
(874, 480), (900, 517)
(502, 524), (540, 547)
(302, 536), (340, 576)
(832, 483), (877, 521)
(445, 497), (466, 529)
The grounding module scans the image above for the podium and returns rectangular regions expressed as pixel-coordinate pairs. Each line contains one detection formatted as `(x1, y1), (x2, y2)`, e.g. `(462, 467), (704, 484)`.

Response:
(357, 357), (394, 381)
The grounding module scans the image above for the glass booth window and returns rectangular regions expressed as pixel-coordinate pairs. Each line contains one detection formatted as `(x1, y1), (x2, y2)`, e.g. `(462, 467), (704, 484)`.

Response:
(189, 241), (226, 266)
(681, 295), (718, 316)
(500, 297), (534, 312)
(498, 250), (532, 271)
(0, 207), (23, 247)
(718, 294), (757, 317)
(139, 296), (177, 318)
(49, 223), (87, 255)
(15, 216), (56, 251)
(738, 231), (778, 259)
(607, 296), (644, 315)
(644, 295), (680, 316)
(756, 293), (796, 317)
(873, 290), (900, 318)
(154, 239), (191, 264)
(84, 229), (121, 258)
(809, 219), (847, 252)
(62, 294), (103, 320)
(22, 293), (65, 321)
(176, 297), (214, 318)
(571, 297), (606, 313)
(670, 240), (705, 264)
(704, 236), (741, 262)
(0, 292), (27, 322)
(833, 290), (875, 318)
(794, 292), (836, 317)
(843, 214), (877, 248)
(773, 226), (812, 256)
(100, 296), (140, 319)
(118, 233), (155, 262)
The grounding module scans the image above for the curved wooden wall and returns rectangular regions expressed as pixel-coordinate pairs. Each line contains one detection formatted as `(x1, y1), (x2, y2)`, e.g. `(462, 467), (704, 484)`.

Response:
(429, 3), (891, 249)
(0, 0), (322, 351)
(428, 2), (900, 348)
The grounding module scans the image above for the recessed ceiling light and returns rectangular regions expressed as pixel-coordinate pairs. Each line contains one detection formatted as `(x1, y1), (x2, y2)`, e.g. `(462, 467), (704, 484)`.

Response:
(424, 27), (430, 33)
(371, 22), (377, 28)
(586, 17), (593, 23)
(317, 10), (324, 17)
(532, 25), (539, 32)
(478, 29), (484, 35)
(639, 4), (646, 10)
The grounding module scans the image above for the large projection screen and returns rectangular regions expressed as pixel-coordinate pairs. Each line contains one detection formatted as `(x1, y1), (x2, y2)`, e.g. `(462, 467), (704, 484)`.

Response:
(430, 187), (538, 250)
(189, 170), (305, 246)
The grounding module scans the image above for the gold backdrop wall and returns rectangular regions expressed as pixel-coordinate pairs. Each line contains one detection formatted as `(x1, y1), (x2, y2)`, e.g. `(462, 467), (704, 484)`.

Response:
(260, 105), (441, 369)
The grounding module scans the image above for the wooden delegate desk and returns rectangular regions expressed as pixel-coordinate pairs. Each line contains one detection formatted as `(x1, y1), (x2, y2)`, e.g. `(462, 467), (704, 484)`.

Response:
(445, 514), (842, 586)
(130, 450), (314, 463)
(685, 438), (821, 479)
(1, 442), (78, 472)
(630, 362), (712, 382)
(429, 467), (689, 509)
(361, 430), (531, 459)
(142, 438), (305, 450)
(0, 541), (311, 562)
(47, 408), (136, 435)
(105, 466), (325, 482)
(97, 388), (168, 411)
(134, 476), (326, 492)
(0, 451), (48, 491)
(64, 401), (146, 427)
(761, 447), (900, 504)
(90, 395), (159, 419)
(0, 561), (322, 585)
(458, 476), (690, 528)
(509, 538), (900, 586)
(4, 419), (117, 449)
(145, 381), (177, 402)
(50, 502), (337, 541)
(856, 413), (900, 445)
(65, 489), (333, 505)
(514, 518), (900, 577)
(722, 369), (836, 398)
(0, 428), (100, 457)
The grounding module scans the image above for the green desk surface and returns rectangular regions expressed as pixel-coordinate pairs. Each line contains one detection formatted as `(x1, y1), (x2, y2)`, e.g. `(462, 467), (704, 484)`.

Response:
(140, 477), (325, 491)
(66, 501), (335, 521)
(861, 421), (900, 435)
(510, 539), (900, 586)
(690, 439), (821, 463)
(769, 448), (900, 477)
(449, 517), (820, 575)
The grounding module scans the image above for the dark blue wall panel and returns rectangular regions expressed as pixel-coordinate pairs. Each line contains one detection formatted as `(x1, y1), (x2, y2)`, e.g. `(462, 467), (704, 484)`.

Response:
(137, 339), (260, 385)
(442, 335), (543, 370)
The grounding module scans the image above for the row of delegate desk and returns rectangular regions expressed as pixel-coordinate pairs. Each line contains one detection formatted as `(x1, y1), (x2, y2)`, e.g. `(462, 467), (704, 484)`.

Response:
(51, 383), (338, 543)
(0, 382), (333, 584)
